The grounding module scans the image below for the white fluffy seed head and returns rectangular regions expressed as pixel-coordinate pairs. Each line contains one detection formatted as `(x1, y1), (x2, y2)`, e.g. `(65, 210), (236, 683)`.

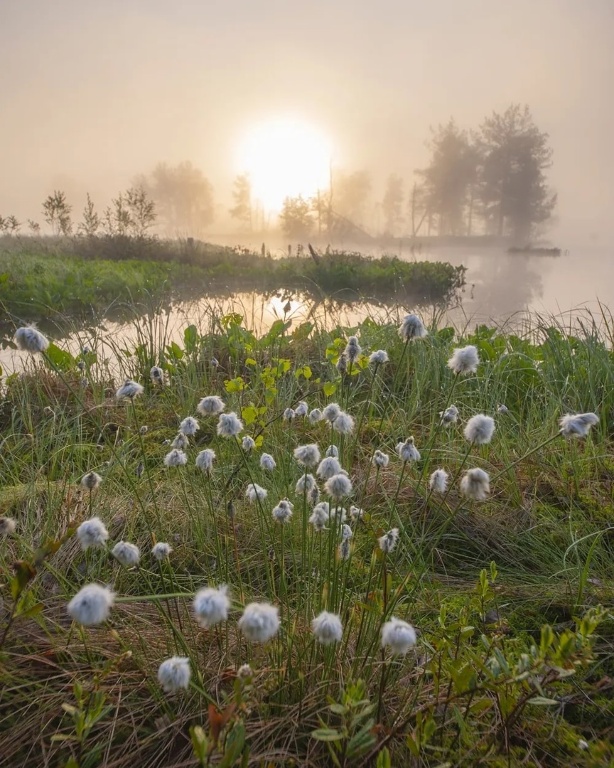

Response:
(497, 403), (509, 414)
(396, 437), (421, 462)
(80, 471), (102, 491)
(260, 453), (276, 471)
(429, 469), (449, 494)
(336, 352), (348, 374)
(283, 408), (296, 421)
(316, 456), (342, 480)
(308, 408), (323, 424)
(158, 656), (191, 693)
(14, 326), (49, 353)
(460, 468), (490, 501)
(344, 336), (361, 363)
(238, 602), (280, 643)
(76, 517), (109, 550)
(381, 617), (417, 655)
(242, 435), (256, 451)
(324, 473), (353, 500)
(0, 516), (17, 535)
(150, 366), (164, 384)
(197, 396), (225, 416)
(164, 449), (187, 467)
(172, 433), (190, 450)
(559, 412), (599, 438)
(152, 542), (172, 560)
(341, 523), (353, 540)
(447, 345), (479, 376)
(440, 404), (459, 425)
(322, 403), (341, 423)
(195, 449), (216, 472)
(399, 314), (427, 341)
(272, 499), (294, 524)
(179, 416), (199, 436)
(67, 583), (114, 626)
(309, 502), (330, 531)
(325, 445), (339, 458)
(369, 349), (389, 365)
(378, 527), (399, 553)
(349, 505), (364, 520)
(339, 538), (351, 560)
(372, 450), (390, 468)
(295, 401), (309, 417)
(116, 380), (144, 399)
(245, 483), (267, 503)
(296, 473), (317, 495)
(112, 541), (141, 567)
(464, 415), (495, 445)
(193, 585), (230, 628)
(312, 611), (343, 644)
(216, 412), (243, 437)
(293, 444), (321, 467)
(333, 412), (355, 435)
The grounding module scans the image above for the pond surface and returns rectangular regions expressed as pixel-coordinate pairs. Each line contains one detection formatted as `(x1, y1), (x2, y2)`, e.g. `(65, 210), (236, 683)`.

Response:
(2, 243), (612, 374)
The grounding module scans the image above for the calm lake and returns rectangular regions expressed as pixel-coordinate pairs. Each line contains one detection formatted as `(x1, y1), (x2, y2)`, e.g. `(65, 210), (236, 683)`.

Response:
(2, 243), (613, 373)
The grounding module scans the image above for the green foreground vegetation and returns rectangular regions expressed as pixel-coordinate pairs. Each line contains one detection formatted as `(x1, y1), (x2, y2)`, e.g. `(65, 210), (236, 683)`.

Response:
(0, 245), (465, 330)
(1, 310), (613, 767)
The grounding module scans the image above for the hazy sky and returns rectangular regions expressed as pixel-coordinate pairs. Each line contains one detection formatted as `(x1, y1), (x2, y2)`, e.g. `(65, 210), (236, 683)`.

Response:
(1, 0), (612, 243)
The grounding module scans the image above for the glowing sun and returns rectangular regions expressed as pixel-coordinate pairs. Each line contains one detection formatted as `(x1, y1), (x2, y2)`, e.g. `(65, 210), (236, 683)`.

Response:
(236, 117), (333, 212)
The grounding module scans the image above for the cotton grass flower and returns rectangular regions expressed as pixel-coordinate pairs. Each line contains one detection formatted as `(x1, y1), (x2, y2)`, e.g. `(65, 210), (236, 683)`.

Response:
(179, 416), (199, 436)
(325, 473), (353, 500)
(369, 349), (389, 365)
(116, 379), (144, 399)
(399, 313), (427, 341)
(67, 584), (114, 626)
(150, 366), (164, 385)
(217, 412), (243, 437)
(197, 395), (225, 416)
(158, 656), (191, 693)
(164, 449), (187, 467)
(312, 611), (343, 645)
(260, 453), (276, 471)
(460, 468), (490, 501)
(344, 336), (361, 363)
(295, 473), (317, 495)
(333, 412), (355, 435)
(80, 471), (102, 491)
(349, 505), (364, 520)
(381, 617), (417, 655)
(440, 404), (459, 426)
(341, 523), (353, 540)
(14, 325), (49, 353)
(238, 602), (280, 643)
(152, 542), (172, 560)
(464, 414), (495, 445)
(429, 469), (449, 494)
(378, 527), (399, 553)
(295, 400), (309, 417)
(322, 403), (341, 423)
(283, 408), (296, 421)
(309, 502), (330, 531)
(559, 412), (599, 438)
(172, 433), (190, 450)
(242, 435), (256, 452)
(396, 437), (421, 462)
(447, 345), (479, 376)
(195, 448), (216, 472)
(272, 499), (294, 524)
(112, 541), (140, 567)
(308, 408), (323, 423)
(497, 403), (509, 414)
(193, 585), (230, 628)
(0, 517), (17, 535)
(336, 353), (348, 374)
(372, 450), (390, 468)
(325, 445), (339, 458)
(76, 517), (109, 550)
(294, 443), (321, 467)
(317, 456), (342, 480)
(245, 483), (267, 503)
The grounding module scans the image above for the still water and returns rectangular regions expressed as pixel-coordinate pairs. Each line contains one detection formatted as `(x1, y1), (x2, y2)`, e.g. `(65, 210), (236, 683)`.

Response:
(2, 244), (613, 374)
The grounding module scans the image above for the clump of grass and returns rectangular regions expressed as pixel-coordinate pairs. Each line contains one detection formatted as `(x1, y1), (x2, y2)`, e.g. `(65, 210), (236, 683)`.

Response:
(0, 310), (613, 767)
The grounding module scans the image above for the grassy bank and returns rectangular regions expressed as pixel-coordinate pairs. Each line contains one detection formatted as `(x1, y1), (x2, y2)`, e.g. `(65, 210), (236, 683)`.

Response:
(0, 243), (465, 329)
(1, 311), (613, 766)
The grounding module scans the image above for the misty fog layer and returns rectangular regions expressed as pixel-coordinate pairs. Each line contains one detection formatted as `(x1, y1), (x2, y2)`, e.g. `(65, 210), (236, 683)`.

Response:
(1, 0), (613, 245)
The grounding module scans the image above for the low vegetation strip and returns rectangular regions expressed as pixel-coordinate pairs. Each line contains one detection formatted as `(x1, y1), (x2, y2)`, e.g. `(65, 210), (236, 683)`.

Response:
(0, 311), (613, 766)
(0, 246), (465, 325)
